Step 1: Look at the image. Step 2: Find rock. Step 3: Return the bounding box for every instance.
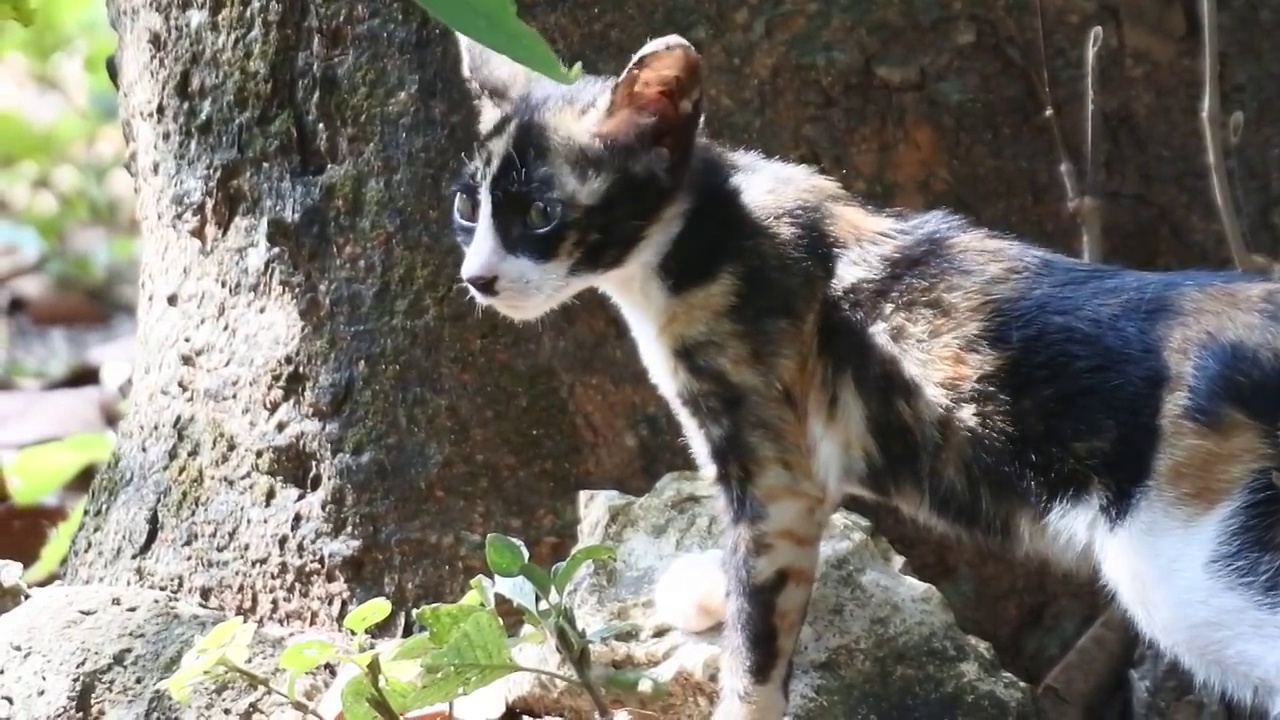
[0,584,336,719]
[472,472,1034,719]
[0,560,27,615]
[1128,643,1236,720]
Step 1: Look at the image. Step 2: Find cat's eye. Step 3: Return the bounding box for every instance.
[525,200,561,233]
[453,191,478,226]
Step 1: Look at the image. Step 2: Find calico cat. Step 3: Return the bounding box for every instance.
[449,31,1280,718]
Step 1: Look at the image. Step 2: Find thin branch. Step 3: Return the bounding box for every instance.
[1033,0,1105,262]
[1078,27,1105,263]
[220,659,326,719]
[1035,607,1137,719]
[1199,0,1272,275]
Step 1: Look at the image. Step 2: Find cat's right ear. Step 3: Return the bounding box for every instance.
[455,32,536,133]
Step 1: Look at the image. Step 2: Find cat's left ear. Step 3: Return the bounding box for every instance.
[455,32,538,133]
[595,35,703,172]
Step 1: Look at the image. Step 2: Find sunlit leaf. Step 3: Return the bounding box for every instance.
[338,672,383,720]
[3,431,115,506]
[409,602,486,650]
[409,610,521,707]
[278,639,339,674]
[409,0,578,83]
[343,596,393,635]
[20,495,85,584]
[551,543,616,594]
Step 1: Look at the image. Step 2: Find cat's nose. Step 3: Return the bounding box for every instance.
[465,275,499,297]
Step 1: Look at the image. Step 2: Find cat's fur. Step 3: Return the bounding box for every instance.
[448,32,1280,718]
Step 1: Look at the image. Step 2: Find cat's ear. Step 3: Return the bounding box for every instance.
[455,32,537,132]
[595,35,703,171]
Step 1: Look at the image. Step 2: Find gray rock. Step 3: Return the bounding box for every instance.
[0,560,27,616]
[0,584,334,719]
[481,471,1034,719]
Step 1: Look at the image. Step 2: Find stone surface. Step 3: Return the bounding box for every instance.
[0,584,335,719]
[0,560,27,615]
[454,472,1034,719]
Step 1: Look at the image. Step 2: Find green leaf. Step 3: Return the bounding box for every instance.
[193,616,247,654]
[484,533,528,577]
[20,495,85,584]
[338,673,383,720]
[0,0,35,26]
[410,0,576,83]
[3,431,115,506]
[343,596,394,634]
[278,639,338,674]
[551,543,617,594]
[492,574,539,616]
[158,661,215,704]
[409,610,520,706]
[157,616,250,703]
[410,602,486,648]
[518,561,553,598]
[467,574,496,609]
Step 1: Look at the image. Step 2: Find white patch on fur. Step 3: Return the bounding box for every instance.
[805,375,875,511]
[653,548,728,633]
[597,198,717,477]
[460,173,593,322]
[1098,499,1280,713]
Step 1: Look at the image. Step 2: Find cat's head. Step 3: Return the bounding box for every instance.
[449,32,704,321]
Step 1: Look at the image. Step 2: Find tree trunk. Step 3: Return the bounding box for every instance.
[69,0,1280,682]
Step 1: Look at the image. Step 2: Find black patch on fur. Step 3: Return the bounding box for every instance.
[570,162,680,275]
[981,260,1264,524]
[734,564,788,686]
[1210,469,1280,610]
[657,153,750,294]
[1185,340,1280,431]
[830,208,1268,534]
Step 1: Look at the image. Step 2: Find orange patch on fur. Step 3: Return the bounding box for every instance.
[1156,410,1271,512]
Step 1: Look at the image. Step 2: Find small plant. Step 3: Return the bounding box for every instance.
[159,533,659,719]
[1,430,116,584]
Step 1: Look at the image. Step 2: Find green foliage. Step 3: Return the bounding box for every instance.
[343,595,394,635]
[0,0,134,283]
[408,0,581,84]
[1,0,35,27]
[20,494,85,583]
[158,616,259,703]
[2,430,114,506]
[159,533,660,718]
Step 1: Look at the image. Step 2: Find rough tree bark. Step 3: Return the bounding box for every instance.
[68,0,1280,686]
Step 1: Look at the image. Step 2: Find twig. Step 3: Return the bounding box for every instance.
[1199,0,1271,276]
[1032,0,1106,262]
[1078,27,1105,262]
[220,659,326,719]
[1035,607,1138,719]
[550,620,613,719]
